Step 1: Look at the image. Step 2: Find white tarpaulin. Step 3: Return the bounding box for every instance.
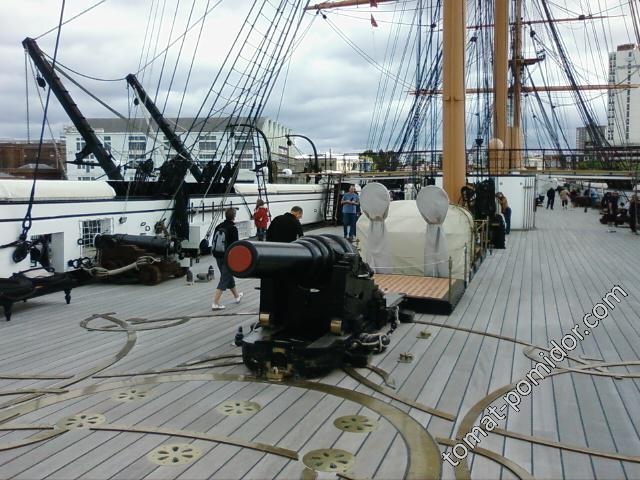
[359,182,392,273]
[356,200,474,279]
[416,186,450,277]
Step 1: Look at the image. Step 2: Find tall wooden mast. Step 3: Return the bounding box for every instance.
[307,0,468,200]
[510,0,524,169]
[442,0,467,201]
[494,0,509,151]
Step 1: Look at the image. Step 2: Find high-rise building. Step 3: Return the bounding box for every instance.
[63,117,292,181]
[576,126,606,151]
[606,44,640,145]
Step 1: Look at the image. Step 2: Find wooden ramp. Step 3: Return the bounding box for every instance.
[373,274,466,315]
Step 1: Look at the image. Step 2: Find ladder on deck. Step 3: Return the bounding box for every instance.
[253,136,272,220]
[323,174,342,222]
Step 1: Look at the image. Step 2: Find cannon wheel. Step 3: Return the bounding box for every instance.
[139,265,161,285]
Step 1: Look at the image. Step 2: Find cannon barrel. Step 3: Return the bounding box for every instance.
[226,234,355,278]
[94,234,178,255]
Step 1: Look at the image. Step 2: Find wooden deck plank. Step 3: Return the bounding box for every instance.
[0,214,639,479]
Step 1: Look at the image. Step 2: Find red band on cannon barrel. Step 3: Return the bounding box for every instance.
[227,245,253,273]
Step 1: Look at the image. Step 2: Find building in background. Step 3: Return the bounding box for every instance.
[0,140,66,179]
[64,117,292,182]
[607,44,640,145]
[576,126,606,151]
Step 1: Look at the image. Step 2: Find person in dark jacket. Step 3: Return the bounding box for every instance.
[606,192,620,232]
[629,195,638,234]
[212,208,242,310]
[266,206,304,242]
[546,187,556,210]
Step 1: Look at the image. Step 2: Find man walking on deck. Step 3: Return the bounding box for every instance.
[546,187,556,210]
[559,189,570,210]
[211,208,243,310]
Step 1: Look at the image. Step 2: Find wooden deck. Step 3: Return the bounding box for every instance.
[0,207,639,479]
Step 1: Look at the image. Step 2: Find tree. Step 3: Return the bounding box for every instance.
[361,149,400,172]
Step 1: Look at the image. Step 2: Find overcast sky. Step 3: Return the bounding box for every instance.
[0,0,634,154]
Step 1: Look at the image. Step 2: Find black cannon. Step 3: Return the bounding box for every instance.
[92,233,187,285]
[226,234,406,377]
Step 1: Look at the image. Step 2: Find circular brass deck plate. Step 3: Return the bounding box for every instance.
[111,388,151,402]
[216,400,261,416]
[333,415,378,433]
[302,448,355,473]
[56,413,106,430]
[147,443,201,466]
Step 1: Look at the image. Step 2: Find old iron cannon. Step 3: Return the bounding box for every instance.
[226,234,407,377]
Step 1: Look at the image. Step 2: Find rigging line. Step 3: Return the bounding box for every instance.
[34,0,106,40]
[323,16,414,88]
[137,0,157,74]
[139,0,163,89]
[373,6,421,149]
[24,51,31,144]
[387,0,441,151]
[183,0,264,140]
[273,15,317,123]
[53,64,128,120]
[368,0,407,148]
[189,0,292,150]
[162,0,286,222]
[22,0,66,240]
[41,0,223,83]
[169,0,198,123]
[202,0,307,221]
[28,59,64,168]
[149,0,182,156]
[538,0,608,150]
[138,0,223,76]
[255,1,310,117]
[142,0,169,140]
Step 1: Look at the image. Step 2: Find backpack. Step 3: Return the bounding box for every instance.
[211,225,227,258]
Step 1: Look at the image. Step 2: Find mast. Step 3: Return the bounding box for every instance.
[22,37,124,181]
[125,74,203,182]
[442,0,467,200]
[493,0,509,157]
[510,0,524,169]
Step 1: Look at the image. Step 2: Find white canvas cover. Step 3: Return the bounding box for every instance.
[356,200,474,280]
[359,182,391,273]
[0,179,115,201]
[416,186,449,277]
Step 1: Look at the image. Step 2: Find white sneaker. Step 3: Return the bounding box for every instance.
[234,292,244,304]
[211,303,226,310]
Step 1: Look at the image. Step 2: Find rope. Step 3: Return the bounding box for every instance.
[85,256,161,278]
[20,1,66,245]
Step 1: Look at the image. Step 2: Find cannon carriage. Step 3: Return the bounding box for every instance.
[226,234,410,377]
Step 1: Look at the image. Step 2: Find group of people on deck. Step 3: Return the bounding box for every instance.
[545,186,594,211]
[210,184,361,309]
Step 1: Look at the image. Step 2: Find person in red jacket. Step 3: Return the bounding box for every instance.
[253,199,269,241]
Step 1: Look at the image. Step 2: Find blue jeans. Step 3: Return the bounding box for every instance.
[503,207,512,234]
[343,212,357,238]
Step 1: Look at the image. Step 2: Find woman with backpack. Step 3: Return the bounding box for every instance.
[253,199,269,241]
[211,207,243,310]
